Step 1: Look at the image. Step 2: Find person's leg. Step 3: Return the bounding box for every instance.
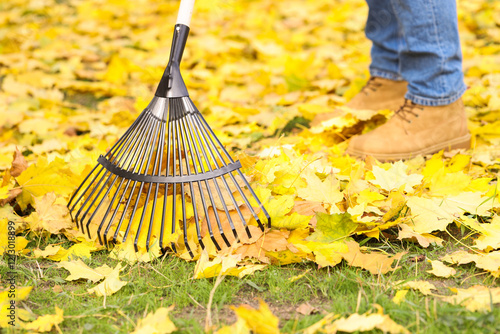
[390,0,466,106]
[346,0,470,161]
[365,0,404,81]
[339,0,407,113]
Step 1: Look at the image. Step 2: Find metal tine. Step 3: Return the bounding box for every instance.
[176,99,206,252]
[73,110,149,226]
[132,117,162,252]
[173,99,193,257]
[161,101,173,252]
[112,114,159,244]
[100,112,158,246]
[184,109,231,247]
[80,110,153,234]
[193,120,240,241]
[170,99,179,253]
[145,115,167,251]
[181,115,221,250]
[67,111,145,211]
[183,102,241,241]
[123,116,161,250]
[189,100,269,229]
[236,169,271,228]
[181,109,223,249]
[81,111,153,235]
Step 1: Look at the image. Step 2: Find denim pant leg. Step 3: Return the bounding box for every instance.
[389,0,466,106]
[365,0,404,81]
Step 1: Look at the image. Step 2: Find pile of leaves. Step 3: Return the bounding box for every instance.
[1,0,500,332]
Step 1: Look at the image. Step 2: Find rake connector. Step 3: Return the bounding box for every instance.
[67,0,270,258]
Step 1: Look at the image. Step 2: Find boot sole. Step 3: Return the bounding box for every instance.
[347,133,471,162]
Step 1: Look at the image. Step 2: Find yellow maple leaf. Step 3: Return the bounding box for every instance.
[24,306,64,333]
[307,212,356,242]
[215,318,250,334]
[442,250,500,274]
[462,216,500,251]
[427,259,456,278]
[327,309,410,334]
[442,285,500,312]
[231,299,279,334]
[392,289,408,305]
[297,170,344,206]
[407,192,492,234]
[193,251,266,279]
[370,161,423,193]
[272,212,311,230]
[428,170,471,196]
[342,241,405,275]
[15,157,74,209]
[87,263,127,297]
[397,223,444,248]
[313,241,348,268]
[25,192,72,234]
[398,280,437,296]
[58,259,113,282]
[131,305,177,334]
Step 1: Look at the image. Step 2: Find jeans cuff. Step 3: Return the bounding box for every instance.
[369,68,404,81]
[405,85,467,106]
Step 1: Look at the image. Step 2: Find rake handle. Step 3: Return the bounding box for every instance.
[155,0,194,98]
[177,0,195,27]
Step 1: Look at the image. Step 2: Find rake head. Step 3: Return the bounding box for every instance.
[67,21,270,257]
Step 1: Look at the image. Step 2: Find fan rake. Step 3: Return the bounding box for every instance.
[67,0,270,257]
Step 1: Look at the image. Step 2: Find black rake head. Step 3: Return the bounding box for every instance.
[67,96,270,258]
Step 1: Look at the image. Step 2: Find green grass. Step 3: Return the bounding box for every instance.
[2,233,499,333]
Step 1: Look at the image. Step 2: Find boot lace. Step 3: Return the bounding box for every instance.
[360,77,383,95]
[394,99,423,123]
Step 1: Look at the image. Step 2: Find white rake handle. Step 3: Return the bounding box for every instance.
[176,0,195,27]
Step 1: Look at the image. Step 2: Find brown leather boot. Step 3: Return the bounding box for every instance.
[346,99,471,161]
[346,77,408,111]
[311,77,407,126]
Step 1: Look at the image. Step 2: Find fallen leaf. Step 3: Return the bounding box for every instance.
[87,263,127,296]
[392,290,408,305]
[10,148,27,177]
[57,259,114,282]
[370,161,423,193]
[441,285,500,312]
[24,306,64,332]
[342,240,405,275]
[427,259,456,278]
[296,302,317,315]
[231,299,279,334]
[131,305,177,334]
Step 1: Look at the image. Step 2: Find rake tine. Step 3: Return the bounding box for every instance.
[77,113,148,226]
[99,112,158,245]
[133,118,162,252]
[189,103,270,228]
[73,110,151,232]
[170,101,179,253]
[123,116,160,248]
[146,115,166,251]
[179,113,210,249]
[172,100,193,257]
[184,111,230,247]
[96,177,126,246]
[181,112,221,249]
[67,112,144,211]
[177,107,204,250]
[113,114,158,243]
[161,103,173,252]
[184,106,241,238]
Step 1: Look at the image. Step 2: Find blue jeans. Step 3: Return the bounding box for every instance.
[365,0,466,106]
